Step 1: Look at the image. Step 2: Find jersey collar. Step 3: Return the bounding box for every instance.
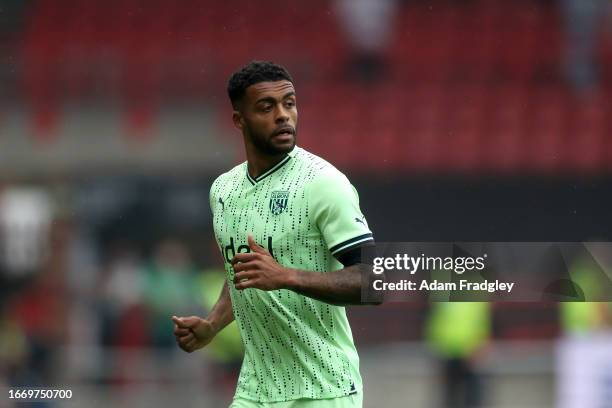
[246,146,299,185]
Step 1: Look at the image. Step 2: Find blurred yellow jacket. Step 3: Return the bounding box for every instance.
[197,269,243,362]
[561,258,610,334]
[425,302,491,358]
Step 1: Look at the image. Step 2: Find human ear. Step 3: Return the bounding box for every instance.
[232,110,244,131]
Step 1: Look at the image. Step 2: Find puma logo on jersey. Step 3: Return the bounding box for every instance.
[218,197,225,211]
[355,216,366,226]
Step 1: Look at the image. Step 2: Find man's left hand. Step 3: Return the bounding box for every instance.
[231,235,296,291]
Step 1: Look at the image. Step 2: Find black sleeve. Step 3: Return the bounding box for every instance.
[335,241,376,267]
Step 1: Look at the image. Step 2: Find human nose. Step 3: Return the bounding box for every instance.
[275,104,290,123]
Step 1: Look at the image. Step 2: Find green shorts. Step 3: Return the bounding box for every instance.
[229,393,362,408]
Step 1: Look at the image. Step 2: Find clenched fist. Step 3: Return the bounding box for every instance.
[171,315,216,353]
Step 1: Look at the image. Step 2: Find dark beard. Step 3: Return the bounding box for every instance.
[248,128,297,155]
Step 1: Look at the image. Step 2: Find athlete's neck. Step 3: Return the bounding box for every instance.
[246,149,288,180]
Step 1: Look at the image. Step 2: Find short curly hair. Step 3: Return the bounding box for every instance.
[227,61,294,109]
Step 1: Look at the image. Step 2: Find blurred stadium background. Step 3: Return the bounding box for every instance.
[1,0,612,407]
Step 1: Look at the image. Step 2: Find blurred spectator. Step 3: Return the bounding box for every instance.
[0,316,28,384]
[139,238,199,348]
[97,241,144,348]
[560,255,611,333]
[561,0,612,91]
[334,0,398,82]
[0,315,56,407]
[426,302,491,408]
[4,214,69,387]
[557,253,612,408]
[0,188,52,277]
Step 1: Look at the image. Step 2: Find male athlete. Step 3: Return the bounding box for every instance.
[172,61,377,408]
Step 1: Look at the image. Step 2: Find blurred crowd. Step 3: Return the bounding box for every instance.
[0,187,243,401]
[0,185,611,407]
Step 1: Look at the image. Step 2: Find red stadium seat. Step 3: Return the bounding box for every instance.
[519,87,568,172]
[15,0,602,175]
[481,87,529,172]
[565,94,608,172]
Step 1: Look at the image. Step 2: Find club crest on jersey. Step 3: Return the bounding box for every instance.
[269,191,289,215]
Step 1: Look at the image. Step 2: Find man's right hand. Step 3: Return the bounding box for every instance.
[171,315,216,353]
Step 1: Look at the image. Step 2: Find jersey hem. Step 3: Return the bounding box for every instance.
[233,387,363,403]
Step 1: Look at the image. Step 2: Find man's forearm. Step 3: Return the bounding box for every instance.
[287,264,377,306]
[206,281,235,333]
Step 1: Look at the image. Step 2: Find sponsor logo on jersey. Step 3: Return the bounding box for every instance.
[218,197,225,211]
[355,216,367,226]
[269,191,289,215]
[222,236,275,263]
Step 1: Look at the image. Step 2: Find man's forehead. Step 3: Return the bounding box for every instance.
[246,80,295,100]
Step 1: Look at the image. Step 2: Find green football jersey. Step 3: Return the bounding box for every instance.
[210,146,374,403]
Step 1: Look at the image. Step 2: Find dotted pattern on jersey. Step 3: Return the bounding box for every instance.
[210,147,362,403]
